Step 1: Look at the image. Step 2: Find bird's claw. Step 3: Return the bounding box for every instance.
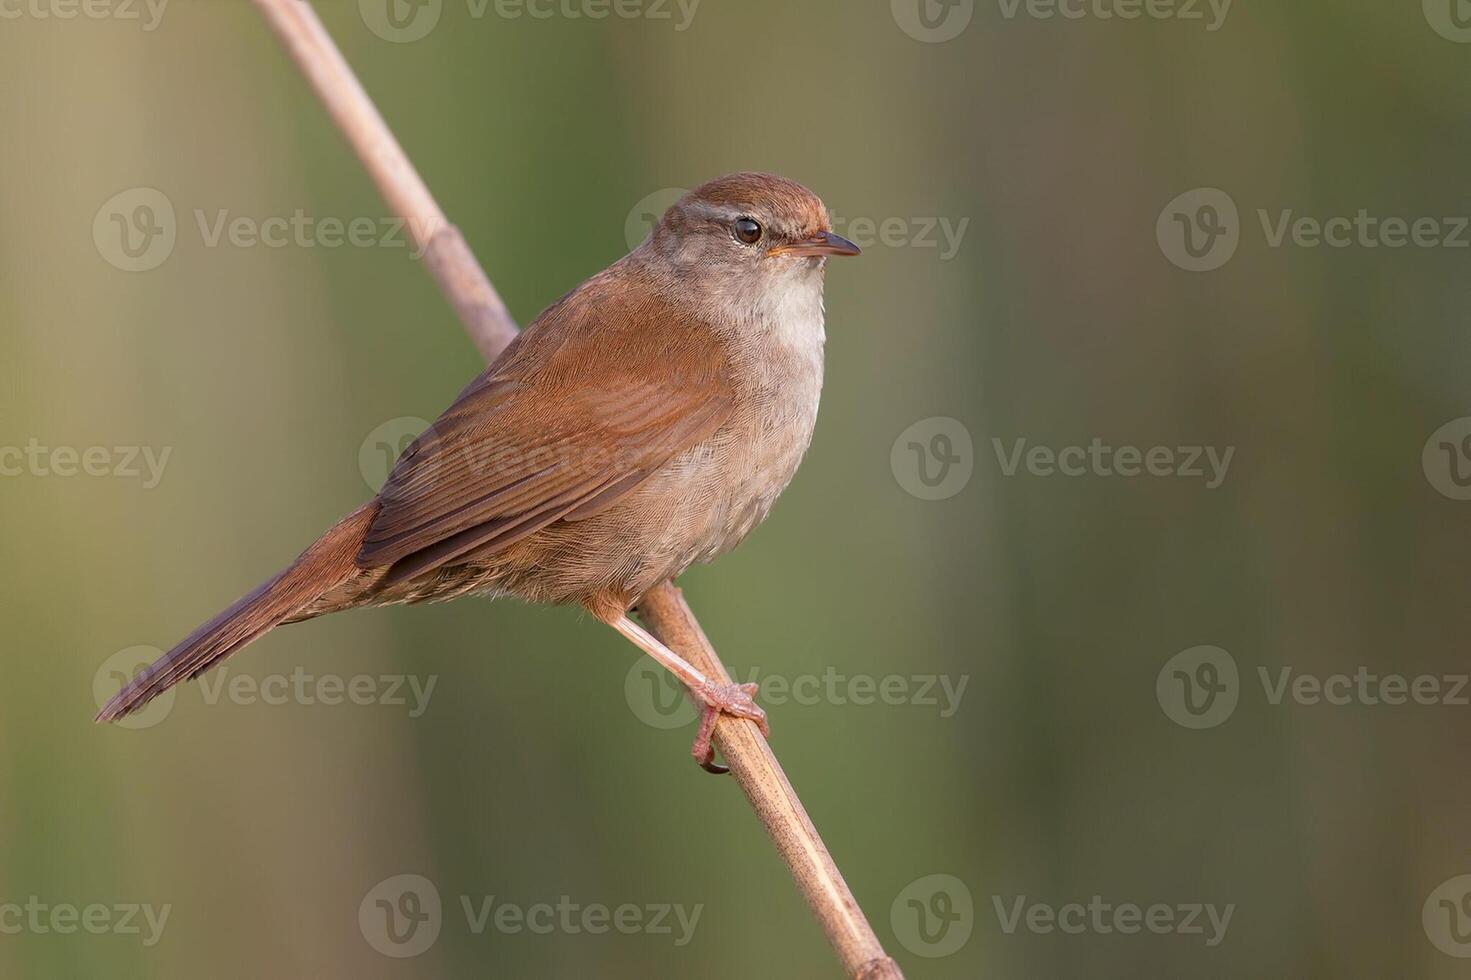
[690,681,769,775]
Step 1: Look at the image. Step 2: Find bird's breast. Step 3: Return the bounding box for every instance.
[679,294,827,564]
[529,273,830,602]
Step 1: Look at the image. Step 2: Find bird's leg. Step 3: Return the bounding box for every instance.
[607,613,769,774]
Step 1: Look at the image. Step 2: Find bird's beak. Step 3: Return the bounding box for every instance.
[768,231,862,258]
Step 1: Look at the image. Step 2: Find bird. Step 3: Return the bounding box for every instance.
[96,171,861,772]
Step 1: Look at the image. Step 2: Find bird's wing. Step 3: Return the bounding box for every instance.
[358,287,734,582]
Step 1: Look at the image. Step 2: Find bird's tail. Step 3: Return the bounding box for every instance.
[96,502,378,723]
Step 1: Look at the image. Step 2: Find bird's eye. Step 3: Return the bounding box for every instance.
[733,217,763,245]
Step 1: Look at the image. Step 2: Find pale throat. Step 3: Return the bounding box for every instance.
[719,263,828,360]
[758,266,827,350]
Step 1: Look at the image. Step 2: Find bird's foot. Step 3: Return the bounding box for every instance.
[690,680,769,775]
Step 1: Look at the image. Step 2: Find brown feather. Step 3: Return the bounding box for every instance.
[95,503,378,722]
[357,270,736,577]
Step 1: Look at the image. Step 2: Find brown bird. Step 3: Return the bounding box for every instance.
[97,172,859,771]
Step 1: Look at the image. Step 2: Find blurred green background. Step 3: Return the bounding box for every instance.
[4,0,1471,976]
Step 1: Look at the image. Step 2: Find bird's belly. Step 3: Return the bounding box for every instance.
[472,434,798,607]
[616,334,825,593]
[654,441,798,567]
[508,376,816,603]
[651,380,821,572]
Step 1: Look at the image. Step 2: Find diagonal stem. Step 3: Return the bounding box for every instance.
[248,3,903,976]
[635,585,903,979]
